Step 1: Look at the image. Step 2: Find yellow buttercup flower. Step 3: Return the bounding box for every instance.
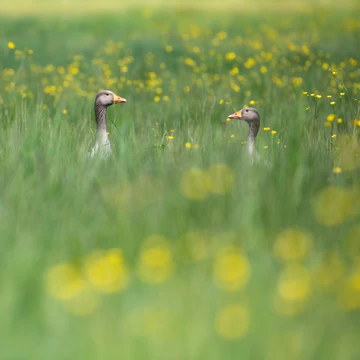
[274,228,312,262]
[213,246,251,292]
[84,249,129,293]
[138,235,174,284]
[327,114,335,122]
[225,52,236,61]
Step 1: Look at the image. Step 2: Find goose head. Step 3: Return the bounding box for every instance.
[228,107,260,126]
[228,107,261,157]
[95,90,127,108]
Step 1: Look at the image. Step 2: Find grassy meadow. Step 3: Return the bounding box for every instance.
[1,1,360,359]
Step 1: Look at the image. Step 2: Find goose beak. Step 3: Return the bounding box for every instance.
[228,111,242,120]
[113,93,127,104]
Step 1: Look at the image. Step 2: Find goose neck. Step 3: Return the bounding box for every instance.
[246,121,259,155]
[95,104,107,131]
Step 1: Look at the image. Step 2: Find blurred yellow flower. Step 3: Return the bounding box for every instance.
[184,58,196,67]
[207,163,234,195]
[84,249,129,294]
[273,228,312,262]
[180,168,211,200]
[8,41,15,49]
[327,114,335,122]
[138,235,174,284]
[333,167,342,174]
[225,52,236,61]
[271,130,277,135]
[229,67,239,76]
[244,57,255,69]
[335,135,360,171]
[45,263,84,301]
[185,142,192,149]
[322,63,329,70]
[213,246,251,292]
[215,304,250,340]
[349,58,357,66]
[313,186,353,226]
[277,263,311,302]
[291,77,303,87]
[264,127,270,131]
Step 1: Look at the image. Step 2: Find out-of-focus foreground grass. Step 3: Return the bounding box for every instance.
[0,2,360,359]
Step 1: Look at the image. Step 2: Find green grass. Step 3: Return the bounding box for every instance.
[0,0,357,15]
[1,6,360,359]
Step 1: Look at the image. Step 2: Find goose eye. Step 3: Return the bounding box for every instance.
[106,93,110,96]
[246,109,249,112]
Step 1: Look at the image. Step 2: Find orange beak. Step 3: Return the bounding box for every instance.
[113,93,127,104]
[228,110,242,120]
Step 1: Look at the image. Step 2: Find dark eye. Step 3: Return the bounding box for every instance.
[106,93,110,96]
[246,109,249,112]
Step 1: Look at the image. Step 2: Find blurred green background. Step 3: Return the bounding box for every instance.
[0,0,360,359]
[1,0,356,15]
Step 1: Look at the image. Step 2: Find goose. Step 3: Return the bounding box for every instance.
[228,107,261,162]
[89,90,127,158]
